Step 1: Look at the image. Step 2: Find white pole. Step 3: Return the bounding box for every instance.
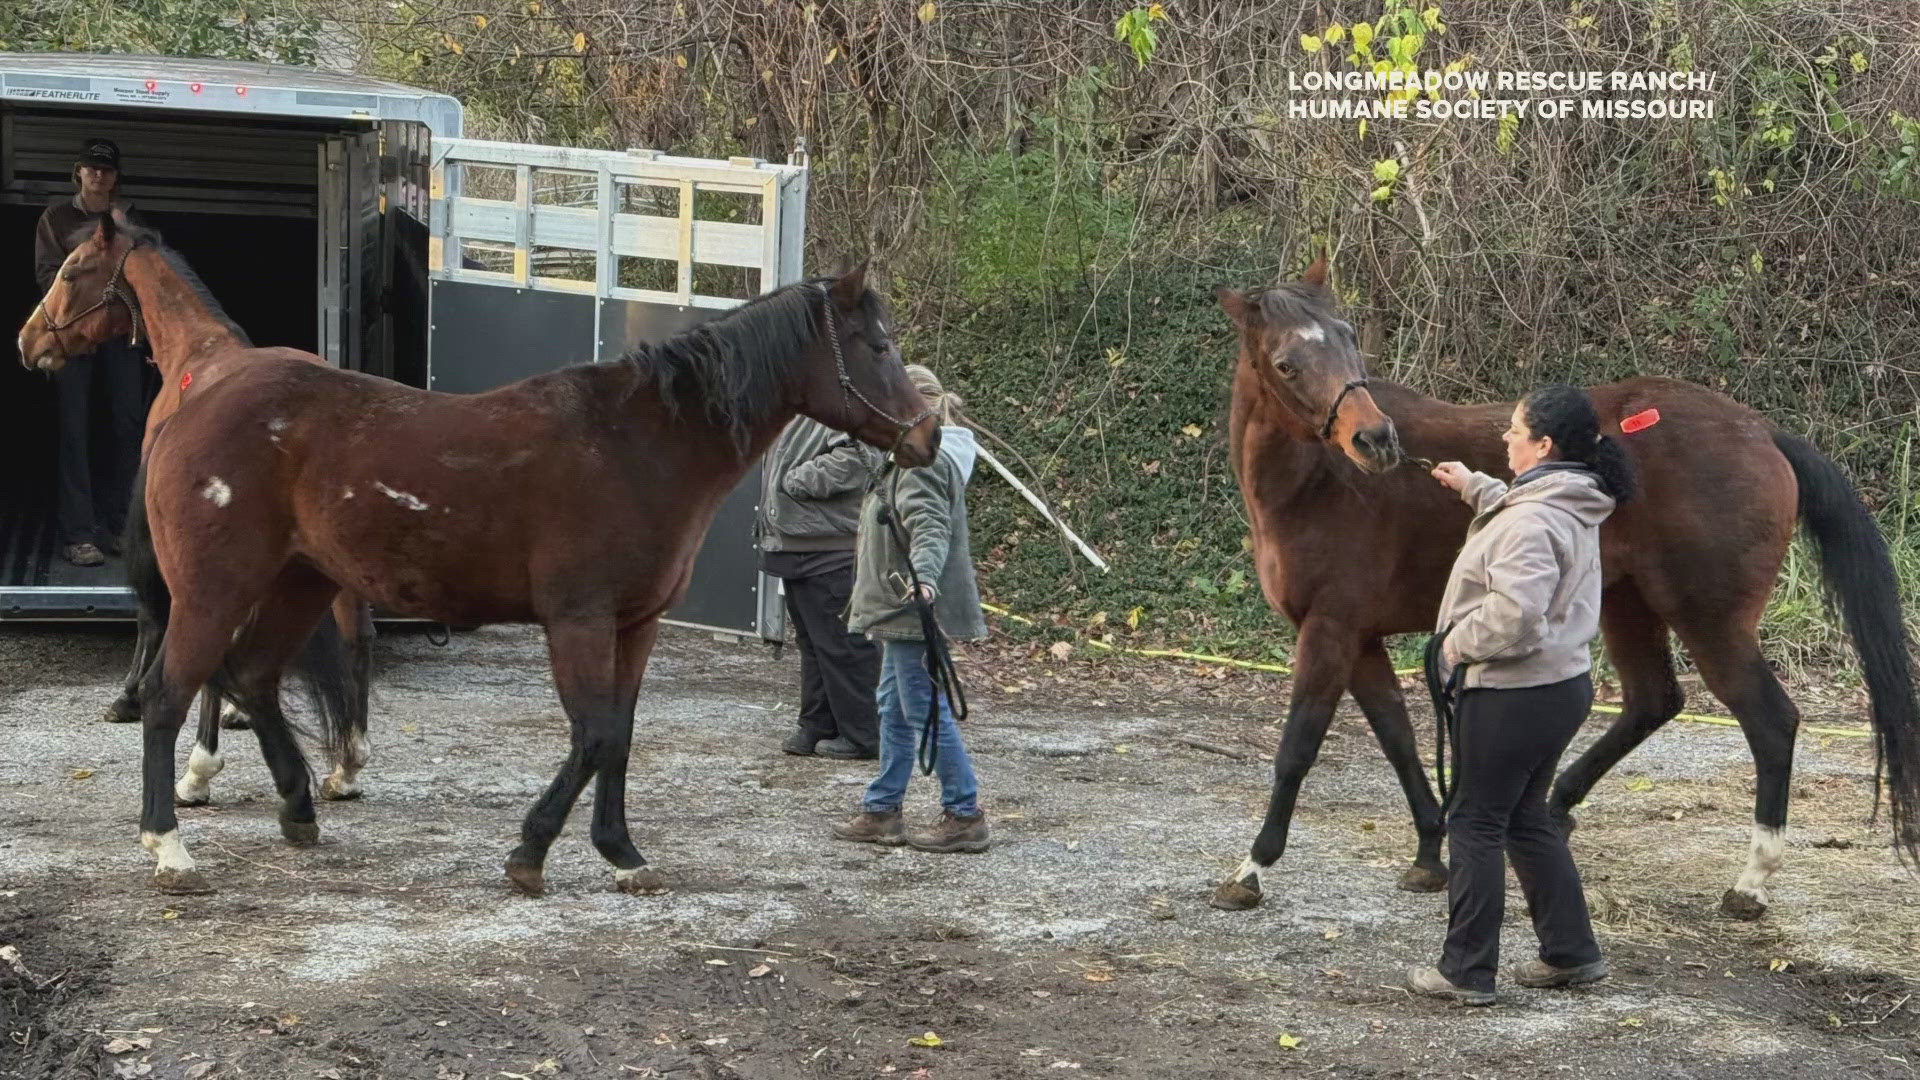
[974,443,1109,573]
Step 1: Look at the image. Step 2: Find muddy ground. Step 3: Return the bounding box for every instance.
[2,621,1916,1079]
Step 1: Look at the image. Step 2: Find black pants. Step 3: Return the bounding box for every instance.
[54,341,146,547]
[1440,673,1602,992]
[783,567,880,753]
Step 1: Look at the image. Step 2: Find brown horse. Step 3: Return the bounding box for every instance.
[30,229,937,896]
[18,212,373,805]
[1214,256,1920,919]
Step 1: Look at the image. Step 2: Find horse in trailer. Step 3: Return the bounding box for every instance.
[1213,255,1919,920]
[18,212,373,806]
[23,226,938,897]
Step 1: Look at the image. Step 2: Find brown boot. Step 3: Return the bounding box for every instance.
[832,809,905,846]
[906,811,991,854]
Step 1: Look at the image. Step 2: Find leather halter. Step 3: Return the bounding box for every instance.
[815,284,935,448]
[1320,377,1370,440]
[41,242,144,354]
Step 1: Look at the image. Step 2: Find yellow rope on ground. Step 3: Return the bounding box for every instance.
[979,602,1873,740]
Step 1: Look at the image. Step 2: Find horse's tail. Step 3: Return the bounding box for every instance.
[1772,429,1920,867]
[203,614,358,771]
[124,456,169,627]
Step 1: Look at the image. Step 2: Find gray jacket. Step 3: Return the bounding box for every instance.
[847,425,988,643]
[757,417,883,553]
[1435,465,1615,690]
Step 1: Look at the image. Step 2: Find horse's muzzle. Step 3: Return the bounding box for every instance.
[1351,421,1403,474]
[892,419,942,468]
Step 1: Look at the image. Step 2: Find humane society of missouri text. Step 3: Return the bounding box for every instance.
[1288,69,1717,120]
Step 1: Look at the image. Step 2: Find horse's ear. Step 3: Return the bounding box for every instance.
[830,260,870,306]
[109,206,132,232]
[1302,252,1329,288]
[96,210,117,243]
[1216,286,1256,328]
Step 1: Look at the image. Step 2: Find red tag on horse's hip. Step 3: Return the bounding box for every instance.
[1621,408,1659,434]
[180,370,192,390]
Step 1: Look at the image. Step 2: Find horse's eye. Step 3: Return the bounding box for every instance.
[1274,360,1297,378]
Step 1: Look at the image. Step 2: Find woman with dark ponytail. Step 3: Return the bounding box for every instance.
[1408,384,1637,1005]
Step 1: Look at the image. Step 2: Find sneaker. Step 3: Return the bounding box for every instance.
[63,543,105,567]
[1406,965,1495,1006]
[782,732,820,756]
[1509,958,1609,989]
[815,737,877,761]
[906,810,991,854]
[832,810,905,846]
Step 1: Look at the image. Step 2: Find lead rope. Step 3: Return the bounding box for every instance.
[1423,625,1467,815]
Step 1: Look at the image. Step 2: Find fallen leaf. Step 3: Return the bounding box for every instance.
[907,1031,944,1048]
[317,1070,343,1080]
[1624,776,1654,793]
[475,14,488,28]
[917,1,937,24]
[1360,820,1377,832]
[1049,1064,1082,1071]
[1048,641,1073,661]
[70,768,94,780]
[162,910,179,920]
[748,964,772,978]
[653,1033,672,1045]
[1276,1032,1302,1049]
[1769,958,1791,972]
[1113,744,1131,754]
[1620,1016,1645,1028]
[533,1059,561,1075]
[103,1037,149,1054]
[572,31,587,52]
[1181,423,1203,438]
[1083,970,1114,983]
[184,1062,216,1080]
[1031,990,1051,998]
[705,959,730,966]
[701,1037,729,1046]
[1323,928,1342,940]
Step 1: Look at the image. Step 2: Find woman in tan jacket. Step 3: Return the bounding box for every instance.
[1408,385,1638,1005]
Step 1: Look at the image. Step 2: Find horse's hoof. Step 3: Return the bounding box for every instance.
[1398,865,1448,893]
[318,776,362,801]
[280,819,321,846]
[173,787,210,808]
[1719,888,1768,921]
[153,867,214,895]
[506,858,547,898]
[614,867,668,895]
[219,707,251,731]
[1209,877,1263,911]
[103,697,140,724]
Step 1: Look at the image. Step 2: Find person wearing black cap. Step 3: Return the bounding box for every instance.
[31,137,149,568]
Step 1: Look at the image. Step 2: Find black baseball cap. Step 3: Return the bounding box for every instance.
[77,138,120,171]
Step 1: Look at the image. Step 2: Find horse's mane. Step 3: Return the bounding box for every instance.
[1252,279,1341,330]
[66,220,254,346]
[620,278,869,451]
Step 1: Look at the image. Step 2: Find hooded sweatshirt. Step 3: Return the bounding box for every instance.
[846,424,988,643]
[1435,465,1616,690]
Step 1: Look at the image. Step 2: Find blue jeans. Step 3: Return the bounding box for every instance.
[862,639,980,817]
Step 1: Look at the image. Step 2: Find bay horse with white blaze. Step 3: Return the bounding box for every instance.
[18,212,372,806]
[1216,256,1919,919]
[38,238,937,896]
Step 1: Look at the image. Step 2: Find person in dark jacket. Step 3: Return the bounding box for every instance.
[758,416,885,759]
[832,365,991,854]
[1408,385,1637,1005]
[32,137,148,567]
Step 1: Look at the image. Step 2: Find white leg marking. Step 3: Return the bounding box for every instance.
[1731,824,1786,907]
[323,733,368,797]
[140,829,197,873]
[1233,855,1266,890]
[200,477,232,507]
[174,743,225,804]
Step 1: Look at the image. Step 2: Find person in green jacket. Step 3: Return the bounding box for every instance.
[832,365,991,854]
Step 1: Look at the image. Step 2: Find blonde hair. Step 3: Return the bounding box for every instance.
[905,363,963,425]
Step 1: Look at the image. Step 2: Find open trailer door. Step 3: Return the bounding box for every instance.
[427,138,807,642]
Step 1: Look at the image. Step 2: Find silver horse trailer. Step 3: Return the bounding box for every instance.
[0,52,798,640]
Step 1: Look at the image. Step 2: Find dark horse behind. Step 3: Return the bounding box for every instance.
[1214,255,1920,920]
[22,229,938,896]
